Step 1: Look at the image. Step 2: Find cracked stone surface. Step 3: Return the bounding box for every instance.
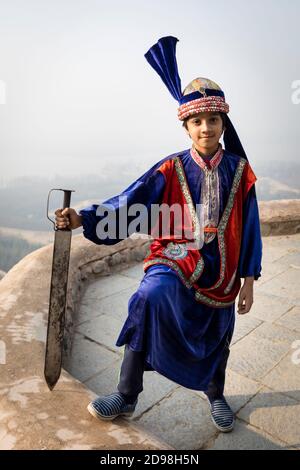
[65,233,300,450]
[0,236,171,450]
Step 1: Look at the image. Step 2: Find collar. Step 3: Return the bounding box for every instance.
[190,143,224,171]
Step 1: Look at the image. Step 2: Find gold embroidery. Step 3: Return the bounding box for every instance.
[145,155,247,308]
[174,157,202,244]
[144,258,192,289]
[173,156,246,307]
[162,242,188,260]
[195,290,235,307]
[204,158,246,291]
[189,258,205,284]
[201,167,220,244]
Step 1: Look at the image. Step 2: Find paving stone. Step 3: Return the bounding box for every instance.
[223,369,261,413]
[255,236,300,285]
[256,263,289,285]
[275,235,300,252]
[133,372,179,419]
[231,315,262,345]
[251,321,297,344]
[85,362,179,419]
[89,285,139,323]
[257,266,300,305]
[276,306,300,333]
[74,300,104,326]
[272,250,300,269]
[81,274,138,301]
[228,332,291,381]
[261,352,300,402]
[72,233,300,449]
[64,333,119,382]
[74,284,139,326]
[250,292,295,323]
[136,388,218,450]
[195,369,261,414]
[237,386,300,447]
[261,239,292,263]
[84,359,123,395]
[210,419,288,450]
[119,264,145,280]
[76,314,124,354]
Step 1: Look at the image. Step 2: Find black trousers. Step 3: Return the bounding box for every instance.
[117,338,231,402]
[117,345,145,399]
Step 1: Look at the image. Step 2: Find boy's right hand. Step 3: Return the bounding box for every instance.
[55,208,83,230]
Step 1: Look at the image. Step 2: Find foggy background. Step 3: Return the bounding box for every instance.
[1,0,299,181]
[0,0,299,271]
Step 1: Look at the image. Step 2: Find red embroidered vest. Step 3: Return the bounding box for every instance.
[143,153,257,308]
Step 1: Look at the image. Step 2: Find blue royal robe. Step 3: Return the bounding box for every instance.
[79,147,262,390]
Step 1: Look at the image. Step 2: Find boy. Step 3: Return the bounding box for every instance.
[55,36,262,433]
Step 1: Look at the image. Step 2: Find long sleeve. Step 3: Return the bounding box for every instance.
[237,184,263,280]
[79,162,166,245]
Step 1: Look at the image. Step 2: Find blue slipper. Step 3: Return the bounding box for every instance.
[209,397,235,432]
[87,392,138,421]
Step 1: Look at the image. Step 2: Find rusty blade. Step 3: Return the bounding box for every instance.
[44,229,72,390]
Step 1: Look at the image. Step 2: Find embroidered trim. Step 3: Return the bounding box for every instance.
[190,145,223,244]
[144,258,192,289]
[144,257,205,288]
[173,156,208,283]
[190,144,223,171]
[174,156,246,307]
[204,158,246,291]
[189,258,205,284]
[178,96,229,121]
[195,290,235,307]
[173,156,202,244]
[202,168,220,244]
[145,155,247,308]
[162,242,188,260]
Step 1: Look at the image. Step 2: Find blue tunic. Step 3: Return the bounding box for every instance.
[79,148,262,390]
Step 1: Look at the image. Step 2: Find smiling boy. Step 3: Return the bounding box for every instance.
[55,36,262,433]
[182,110,255,316]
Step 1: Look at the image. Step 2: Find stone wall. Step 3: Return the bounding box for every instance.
[0,198,299,449]
[259,199,300,236]
[0,235,170,450]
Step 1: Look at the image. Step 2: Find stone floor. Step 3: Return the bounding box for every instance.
[64,234,300,450]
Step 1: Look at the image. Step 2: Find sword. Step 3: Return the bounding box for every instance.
[44,188,74,390]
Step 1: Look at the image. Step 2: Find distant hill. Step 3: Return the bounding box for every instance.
[0,232,43,272]
[0,159,299,272]
[0,161,299,232]
[0,227,53,245]
[256,177,300,201]
[0,170,139,231]
[0,226,83,273]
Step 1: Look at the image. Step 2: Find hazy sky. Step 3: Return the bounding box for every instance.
[0,0,299,183]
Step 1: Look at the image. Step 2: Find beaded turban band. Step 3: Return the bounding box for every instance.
[144,36,248,161]
[178,77,229,121]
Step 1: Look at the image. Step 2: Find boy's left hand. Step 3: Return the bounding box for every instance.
[238,278,254,314]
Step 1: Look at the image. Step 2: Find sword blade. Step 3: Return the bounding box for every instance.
[44,229,72,390]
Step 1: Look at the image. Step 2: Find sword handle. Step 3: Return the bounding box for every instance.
[47,188,75,231]
[62,190,72,210]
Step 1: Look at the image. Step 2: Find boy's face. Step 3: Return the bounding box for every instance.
[185,111,224,155]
